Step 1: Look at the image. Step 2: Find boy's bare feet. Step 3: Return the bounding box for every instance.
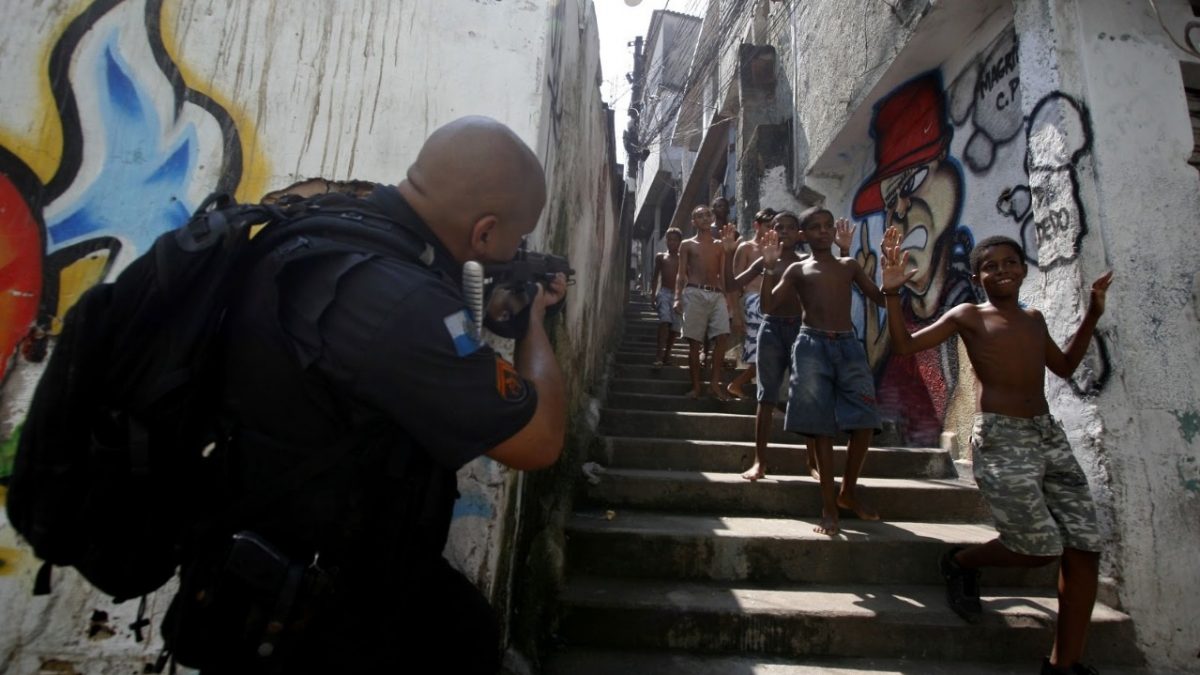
[709,386,732,402]
[836,494,880,521]
[815,510,839,536]
[740,463,765,481]
[725,383,747,399]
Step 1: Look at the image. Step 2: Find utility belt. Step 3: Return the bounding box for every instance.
[162,531,336,672]
[158,425,458,672]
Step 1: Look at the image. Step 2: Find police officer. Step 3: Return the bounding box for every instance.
[207,116,566,674]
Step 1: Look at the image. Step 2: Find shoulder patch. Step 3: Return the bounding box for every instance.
[444,309,481,356]
[495,357,528,403]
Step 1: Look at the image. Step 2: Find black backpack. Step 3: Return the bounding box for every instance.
[6,188,431,603]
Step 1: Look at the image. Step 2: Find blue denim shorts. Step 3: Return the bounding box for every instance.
[784,327,881,437]
[655,287,680,331]
[756,315,802,404]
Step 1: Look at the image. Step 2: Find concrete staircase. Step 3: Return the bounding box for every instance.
[543,299,1142,674]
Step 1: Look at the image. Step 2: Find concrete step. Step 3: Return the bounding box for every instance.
[544,650,1152,675]
[580,469,990,522]
[556,576,1139,665]
[615,336,691,347]
[620,332,745,348]
[591,437,955,479]
[599,409,791,442]
[613,363,743,381]
[565,510,1054,588]
[614,350,720,365]
[614,349,740,366]
[608,378,718,396]
[605,392,759,415]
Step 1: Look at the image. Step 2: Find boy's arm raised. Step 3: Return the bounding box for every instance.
[835,218,855,258]
[880,225,961,355]
[851,258,887,306]
[1045,271,1114,378]
[732,255,767,290]
[757,231,783,313]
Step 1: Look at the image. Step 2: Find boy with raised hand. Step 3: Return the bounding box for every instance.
[651,228,684,367]
[729,212,855,481]
[879,229,1112,675]
[764,207,885,535]
[722,208,775,399]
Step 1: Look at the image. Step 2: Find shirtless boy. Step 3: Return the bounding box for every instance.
[881,231,1112,675]
[764,207,884,535]
[729,213,856,481]
[652,228,683,366]
[673,205,733,400]
[723,208,775,399]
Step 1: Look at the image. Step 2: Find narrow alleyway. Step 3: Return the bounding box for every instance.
[543,297,1142,674]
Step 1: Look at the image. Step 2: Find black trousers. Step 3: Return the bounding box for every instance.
[196,556,500,675]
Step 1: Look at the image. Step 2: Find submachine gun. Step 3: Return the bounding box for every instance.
[463,247,574,340]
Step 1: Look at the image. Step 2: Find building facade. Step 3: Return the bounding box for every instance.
[623,0,1200,669]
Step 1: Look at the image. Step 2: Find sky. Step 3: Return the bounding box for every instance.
[592,0,675,168]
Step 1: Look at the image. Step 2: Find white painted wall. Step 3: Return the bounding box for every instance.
[1042,0,1200,667]
[0,0,622,671]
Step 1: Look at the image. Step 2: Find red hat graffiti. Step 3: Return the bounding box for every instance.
[852,73,952,218]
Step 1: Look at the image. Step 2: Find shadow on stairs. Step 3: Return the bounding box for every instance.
[541,297,1142,674]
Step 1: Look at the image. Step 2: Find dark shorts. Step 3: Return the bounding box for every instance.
[970,413,1102,557]
[756,315,802,404]
[784,327,880,437]
[197,557,499,675]
[655,288,680,331]
[741,293,764,363]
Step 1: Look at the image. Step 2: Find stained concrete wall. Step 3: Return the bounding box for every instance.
[0,0,624,672]
[1029,0,1200,667]
[775,0,1200,669]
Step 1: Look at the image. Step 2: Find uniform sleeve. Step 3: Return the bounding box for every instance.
[312,258,538,470]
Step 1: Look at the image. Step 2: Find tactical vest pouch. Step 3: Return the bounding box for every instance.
[164,531,334,672]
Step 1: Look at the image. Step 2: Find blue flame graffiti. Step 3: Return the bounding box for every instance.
[46,30,197,255]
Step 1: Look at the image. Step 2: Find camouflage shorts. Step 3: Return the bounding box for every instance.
[970,413,1102,557]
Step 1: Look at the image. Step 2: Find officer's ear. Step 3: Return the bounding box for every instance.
[468,215,499,259]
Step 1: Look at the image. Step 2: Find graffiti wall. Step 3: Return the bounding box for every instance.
[0,0,268,481]
[786,0,1200,667]
[0,1,623,671]
[841,23,1107,446]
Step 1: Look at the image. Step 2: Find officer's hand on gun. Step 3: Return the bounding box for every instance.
[480,249,574,339]
[533,273,568,316]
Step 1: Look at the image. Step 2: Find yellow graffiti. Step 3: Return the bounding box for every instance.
[53,247,116,333]
[0,487,26,577]
[160,0,271,203]
[0,546,24,577]
[0,1,92,184]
